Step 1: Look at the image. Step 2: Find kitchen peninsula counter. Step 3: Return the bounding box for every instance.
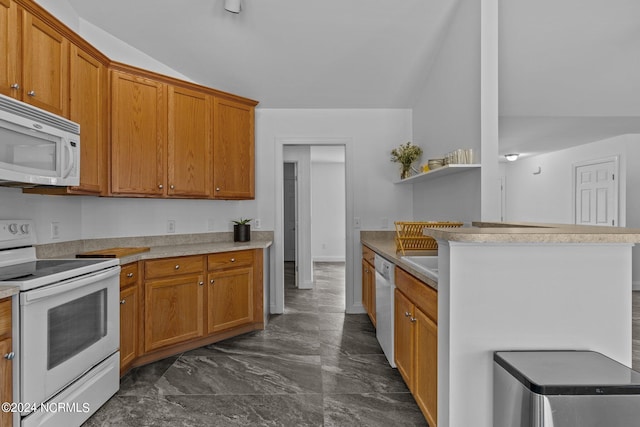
[429,221,640,427]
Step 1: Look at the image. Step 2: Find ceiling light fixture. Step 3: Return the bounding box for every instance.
[504,153,519,162]
[224,0,242,13]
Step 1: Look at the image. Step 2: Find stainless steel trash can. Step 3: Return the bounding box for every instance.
[494,350,640,427]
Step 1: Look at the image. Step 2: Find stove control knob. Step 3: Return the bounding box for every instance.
[20,224,30,234]
[8,223,18,234]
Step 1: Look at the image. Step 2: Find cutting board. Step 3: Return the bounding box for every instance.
[76,247,150,258]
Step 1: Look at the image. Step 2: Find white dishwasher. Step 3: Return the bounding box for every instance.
[374,254,396,367]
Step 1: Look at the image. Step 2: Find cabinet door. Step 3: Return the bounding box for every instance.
[212,97,255,199]
[167,85,212,197]
[0,0,20,99]
[207,267,253,334]
[394,289,414,390]
[0,338,12,427]
[362,259,370,314]
[368,267,376,327]
[414,307,437,427]
[69,45,106,194]
[119,285,138,370]
[21,10,69,116]
[111,71,166,196]
[144,275,204,352]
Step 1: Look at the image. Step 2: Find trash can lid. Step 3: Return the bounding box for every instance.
[494,350,640,395]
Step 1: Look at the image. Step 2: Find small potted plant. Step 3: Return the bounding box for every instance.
[232,218,252,242]
[391,141,423,179]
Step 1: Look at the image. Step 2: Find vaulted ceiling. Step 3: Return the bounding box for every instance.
[59,0,640,156]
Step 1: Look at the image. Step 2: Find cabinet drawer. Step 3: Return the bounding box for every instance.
[395,267,437,323]
[0,298,11,338]
[208,250,254,271]
[362,245,375,265]
[120,263,139,289]
[145,255,205,279]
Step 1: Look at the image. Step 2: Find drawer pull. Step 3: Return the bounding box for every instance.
[230,258,236,263]
[127,273,134,278]
[120,299,126,305]
[4,352,14,360]
[199,281,204,286]
[404,311,411,317]
[210,279,215,284]
[175,265,180,270]
[27,90,36,97]
[410,317,417,323]
[10,83,19,90]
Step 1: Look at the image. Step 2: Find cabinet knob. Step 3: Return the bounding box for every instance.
[4,352,15,360]
[175,265,180,270]
[210,279,215,284]
[410,317,417,323]
[120,299,126,305]
[230,258,236,263]
[27,90,36,97]
[404,311,411,317]
[158,184,164,189]
[199,281,204,286]
[127,273,134,278]
[216,187,220,191]
[10,83,19,90]
[170,185,175,189]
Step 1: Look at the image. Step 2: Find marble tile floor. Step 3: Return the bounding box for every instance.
[83,262,427,427]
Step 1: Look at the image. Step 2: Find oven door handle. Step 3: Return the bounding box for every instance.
[21,266,120,304]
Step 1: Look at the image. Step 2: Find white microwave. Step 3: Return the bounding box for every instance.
[0,94,80,187]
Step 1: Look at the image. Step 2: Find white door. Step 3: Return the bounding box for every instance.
[574,158,618,226]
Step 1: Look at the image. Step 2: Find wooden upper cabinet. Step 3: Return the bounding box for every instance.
[213,97,255,199]
[167,85,213,198]
[111,70,166,196]
[0,0,20,100]
[0,0,69,117]
[21,9,69,116]
[69,45,107,194]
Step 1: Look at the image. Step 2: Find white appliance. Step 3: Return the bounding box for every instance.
[0,220,120,427]
[0,94,80,187]
[374,254,396,367]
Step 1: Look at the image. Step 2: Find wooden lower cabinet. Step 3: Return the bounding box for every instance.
[144,274,205,352]
[0,297,13,427]
[120,250,264,376]
[119,262,141,373]
[361,246,376,327]
[207,267,253,333]
[395,267,438,427]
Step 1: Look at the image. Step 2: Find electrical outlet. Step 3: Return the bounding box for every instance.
[167,220,176,233]
[50,222,60,240]
[254,218,261,229]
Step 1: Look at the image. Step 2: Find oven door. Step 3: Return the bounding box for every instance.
[19,266,120,406]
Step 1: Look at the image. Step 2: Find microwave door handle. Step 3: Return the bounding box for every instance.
[20,267,120,305]
[61,139,74,179]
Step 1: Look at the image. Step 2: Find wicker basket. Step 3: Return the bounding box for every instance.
[395,221,464,254]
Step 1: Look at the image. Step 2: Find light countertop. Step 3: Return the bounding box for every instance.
[423,221,640,244]
[0,286,19,299]
[360,231,438,290]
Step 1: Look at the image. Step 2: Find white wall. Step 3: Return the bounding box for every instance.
[504,133,640,286]
[411,0,483,221]
[311,161,346,262]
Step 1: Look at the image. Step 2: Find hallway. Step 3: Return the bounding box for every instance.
[84,262,427,426]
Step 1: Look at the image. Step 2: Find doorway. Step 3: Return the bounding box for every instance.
[283,162,298,288]
[273,137,354,315]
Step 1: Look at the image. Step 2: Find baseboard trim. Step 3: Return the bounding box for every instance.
[313,256,346,263]
[633,281,640,291]
[298,279,314,290]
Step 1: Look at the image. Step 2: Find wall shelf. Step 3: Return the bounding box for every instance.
[394,164,481,184]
